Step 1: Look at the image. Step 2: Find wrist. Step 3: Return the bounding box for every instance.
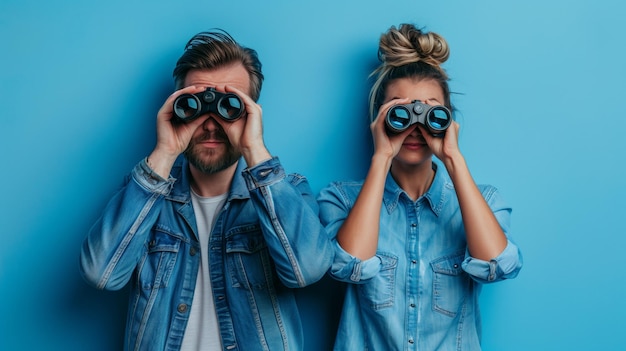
[371,152,393,171]
[242,146,272,168]
[443,152,467,178]
[147,148,178,179]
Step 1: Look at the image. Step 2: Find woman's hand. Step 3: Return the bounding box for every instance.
[371,98,414,162]
[420,120,462,165]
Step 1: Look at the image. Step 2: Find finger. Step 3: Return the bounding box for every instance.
[374,98,412,122]
[158,86,204,118]
[417,125,437,146]
[224,85,262,118]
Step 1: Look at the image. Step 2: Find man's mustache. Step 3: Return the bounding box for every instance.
[195,130,228,143]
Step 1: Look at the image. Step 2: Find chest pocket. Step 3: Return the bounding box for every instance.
[430,251,471,317]
[358,252,398,310]
[139,230,181,289]
[225,224,273,290]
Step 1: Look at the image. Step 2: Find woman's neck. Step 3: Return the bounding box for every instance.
[390,160,435,201]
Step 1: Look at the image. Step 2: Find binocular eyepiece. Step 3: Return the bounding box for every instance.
[385,100,452,137]
[173,87,244,122]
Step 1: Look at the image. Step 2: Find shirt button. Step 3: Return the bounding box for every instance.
[410,303,416,308]
[411,223,417,227]
[411,260,417,264]
[177,304,188,313]
[190,247,197,256]
[408,339,415,344]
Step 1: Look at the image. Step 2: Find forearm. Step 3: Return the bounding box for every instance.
[336,154,391,260]
[80,160,171,289]
[444,154,508,261]
[244,158,333,287]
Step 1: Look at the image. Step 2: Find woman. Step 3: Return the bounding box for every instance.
[318,23,523,350]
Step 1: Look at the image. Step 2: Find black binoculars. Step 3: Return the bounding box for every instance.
[385,100,452,137]
[173,87,244,122]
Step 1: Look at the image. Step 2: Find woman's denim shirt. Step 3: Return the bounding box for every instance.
[318,164,523,351]
[80,156,334,351]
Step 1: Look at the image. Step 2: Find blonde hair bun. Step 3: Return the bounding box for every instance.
[378,24,449,70]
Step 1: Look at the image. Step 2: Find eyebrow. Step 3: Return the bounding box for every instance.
[388,96,442,103]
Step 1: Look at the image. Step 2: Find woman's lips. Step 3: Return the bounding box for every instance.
[403,141,426,150]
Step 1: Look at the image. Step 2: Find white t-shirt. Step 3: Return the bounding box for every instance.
[180,190,228,351]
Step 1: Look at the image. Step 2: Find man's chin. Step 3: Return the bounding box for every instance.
[185,151,240,175]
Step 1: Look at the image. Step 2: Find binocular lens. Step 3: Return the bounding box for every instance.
[387,106,411,130]
[173,89,244,122]
[427,108,450,130]
[218,96,244,120]
[174,96,201,119]
[386,102,451,136]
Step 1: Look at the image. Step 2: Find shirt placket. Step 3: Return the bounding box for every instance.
[406,200,420,350]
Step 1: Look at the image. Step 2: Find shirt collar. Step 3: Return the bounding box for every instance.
[382,161,450,217]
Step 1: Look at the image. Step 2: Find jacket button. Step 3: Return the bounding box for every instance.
[190,247,197,256]
[177,304,188,313]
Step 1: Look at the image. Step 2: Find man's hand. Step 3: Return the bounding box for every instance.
[148,86,209,178]
[222,85,271,167]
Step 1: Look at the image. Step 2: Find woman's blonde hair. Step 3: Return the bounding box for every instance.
[368,24,451,121]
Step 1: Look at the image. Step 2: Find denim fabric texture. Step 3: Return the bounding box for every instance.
[318,163,523,351]
[80,156,333,351]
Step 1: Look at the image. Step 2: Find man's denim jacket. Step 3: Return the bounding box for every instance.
[80,156,333,351]
[317,164,523,350]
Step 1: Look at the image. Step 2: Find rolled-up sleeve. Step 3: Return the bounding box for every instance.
[330,241,382,283]
[461,185,523,283]
[318,182,383,283]
[462,239,523,283]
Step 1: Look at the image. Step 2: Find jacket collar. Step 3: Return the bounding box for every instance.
[167,156,251,204]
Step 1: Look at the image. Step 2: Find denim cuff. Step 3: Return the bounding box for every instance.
[330,241,382,282]
[462,240,522,282]
[132,158,175,196]
[242,157,286,190]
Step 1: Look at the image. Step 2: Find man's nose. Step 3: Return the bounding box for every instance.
[202,116,221,131]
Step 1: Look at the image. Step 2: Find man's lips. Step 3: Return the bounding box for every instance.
[195,137,226,148]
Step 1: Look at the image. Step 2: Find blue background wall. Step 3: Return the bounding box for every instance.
[2,0,625,350]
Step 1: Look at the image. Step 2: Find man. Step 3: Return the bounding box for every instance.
[80,29,334,351]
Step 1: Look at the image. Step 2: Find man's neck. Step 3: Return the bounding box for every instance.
[188,161,238,197]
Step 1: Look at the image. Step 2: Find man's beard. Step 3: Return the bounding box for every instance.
[184,130,241,174]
